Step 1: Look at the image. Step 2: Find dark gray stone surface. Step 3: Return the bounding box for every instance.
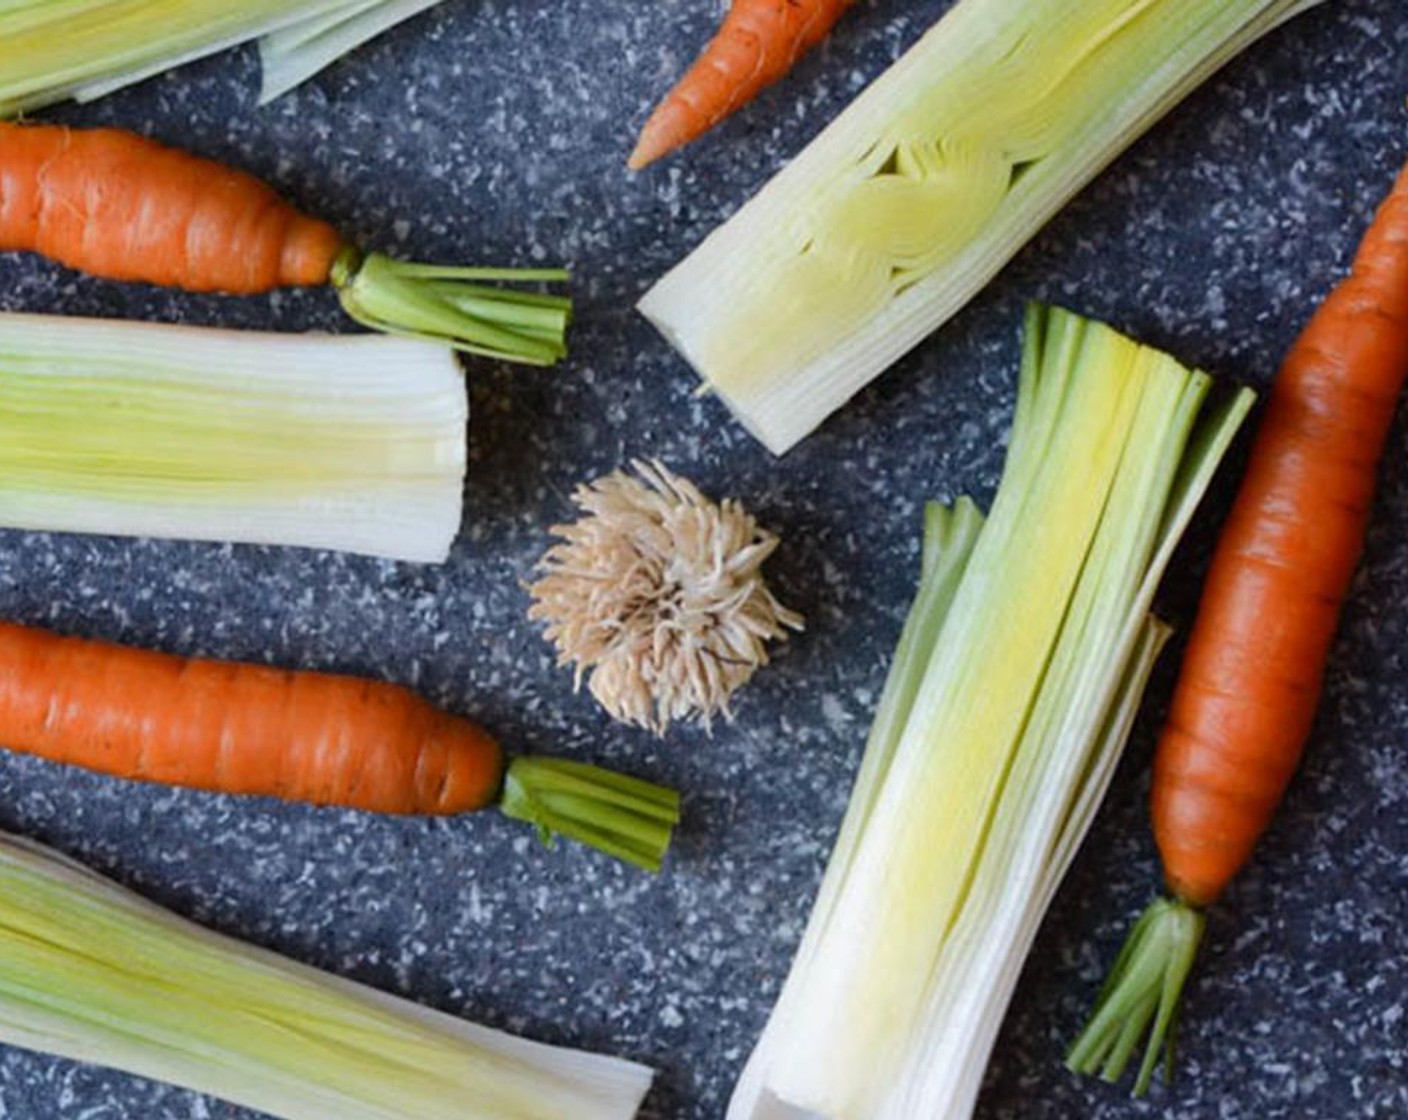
[0,1,1405,1117]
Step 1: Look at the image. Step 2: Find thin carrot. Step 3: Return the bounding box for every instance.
[628,0,855,170]
[0,620,680,870]
[1068,156,1408,1093]
[0,121,571,365]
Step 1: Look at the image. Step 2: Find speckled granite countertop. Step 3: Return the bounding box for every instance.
[0,2,1406,1118]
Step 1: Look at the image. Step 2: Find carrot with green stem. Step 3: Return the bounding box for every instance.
[0,121,570,365]
[0,620,679,871]
[628,0,856,170]
[1068,156,1408,1093]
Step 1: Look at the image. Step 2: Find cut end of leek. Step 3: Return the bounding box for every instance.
[499,756,683,873]
[0,312,467,563]
[638,0,1324,454]
[0,831,653,1120]
[334,250,573,366]
[1067,896,1206,1095]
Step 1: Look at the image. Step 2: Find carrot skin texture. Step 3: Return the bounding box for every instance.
[0,622,504,815]
[1152,162,1408,908]
[0,122,343,293]
[629,0,855,169]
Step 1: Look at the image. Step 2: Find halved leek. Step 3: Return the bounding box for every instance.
[0,830,653,1120]
[0,313,466,562]
[639,0,1323,455]
[0,0,446,116]
[727,306,1254,1120]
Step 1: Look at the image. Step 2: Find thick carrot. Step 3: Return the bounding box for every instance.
[0,122,341,294]
[1068,157,1408,1093]
[0,122,572,365]
[628,0,855,170]
[0,620,680,870]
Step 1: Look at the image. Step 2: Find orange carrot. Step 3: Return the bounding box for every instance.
[1154,163,1408,907]
[0,122,341,294]
[0,620,680,870]
[1069,156,1408,1093]
[629,0,855,170]
[0,620,502,813]
[0,122,571,365]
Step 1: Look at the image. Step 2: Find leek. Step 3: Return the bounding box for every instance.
[726,305,1254,1120]
[0,313,466,563]
[639,0,1323,455]
[0,831,653,1120]
[0,0,446,115]
[260,0,448,105]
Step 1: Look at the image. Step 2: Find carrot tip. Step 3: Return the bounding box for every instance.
[627,131,665,172]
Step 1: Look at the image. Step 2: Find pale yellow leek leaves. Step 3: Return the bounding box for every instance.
[727,307,1253,1120]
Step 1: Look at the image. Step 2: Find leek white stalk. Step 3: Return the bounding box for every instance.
[727,306,1254,1120]
[0,313,467,563]
[0,0,446,115]
[639,0,1323,455]
[0,831,653,1120]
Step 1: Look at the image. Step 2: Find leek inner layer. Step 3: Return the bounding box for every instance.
[639,0,1323,454]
